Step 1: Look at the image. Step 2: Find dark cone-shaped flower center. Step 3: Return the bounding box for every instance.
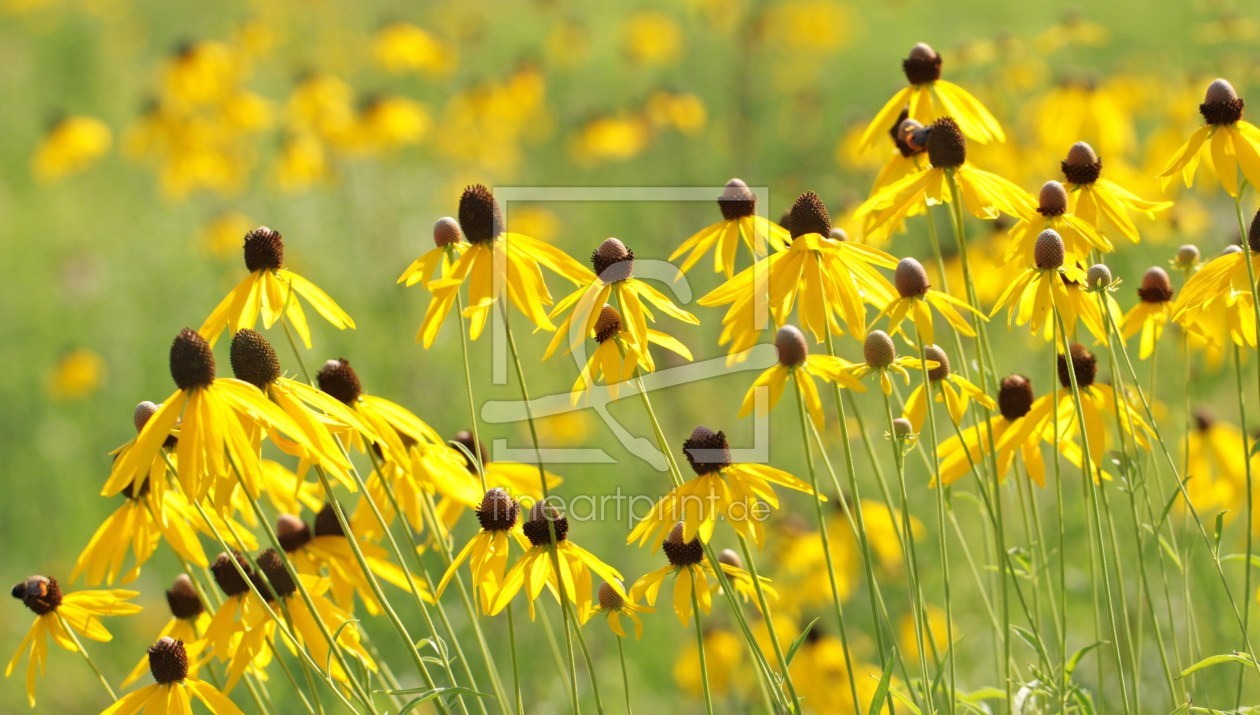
[258,549,297,599]
[313,503,345,538]
[170,328,216,390]
[1201,79,1244,125]
[433,217,463,247]
[663,523,705,566]
[902,42,942,85]
[1249,209,1260,254]
[683,426,732,475]
[718,178,756,220]
[476,488,520,532]
[775,325,808,367]
[317,359,362,405]
[452,430,489,473]
[276,514,313,552]
[147,637,189,685]
[1062,142,1102,185]
[924,345,950,381]
[1195,409,1214,432]
[230,329,281,389]
[12,576,61,615]
[789,192,831,239]
[1037,181,1069,217]
[1034,230,1065,270]
[523,502,569,547]
[459,184,504,244]
[998,374,1034,420]
[1057,343,1098,389]
[864,330,896,368]
[1086,264,1112,290]
[165,575,204,620]
[594,304,623,343]
[1176,244,1201,269]
[895,257,931,297]
[927,117,966,168]
[892,417,913,438]
[243,226,284,272]
[1138,267,1174,303]
[717,548,743,569]
[134,401,160,432]
[210,552,255,598]
[592,238,634,283]
[597,581,625,611]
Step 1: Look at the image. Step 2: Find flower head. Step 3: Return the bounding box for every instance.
[101,637,244,715]
[1160,79,1260,197]
[671,178,790,277]
[739,326,864,430]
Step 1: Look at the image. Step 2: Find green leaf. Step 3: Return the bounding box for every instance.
[887,686,924,715]
[785,617,820,667]
[1157,479,1188,530]
[1158,534,1184,572]
[1213,511,1228,554]
[1180,651,1258,677]
[866,653,896,715]
[1065,641,1104,679]
[1011,625,1051,665]
[394,687,493,714]
[1222,553,1260,569]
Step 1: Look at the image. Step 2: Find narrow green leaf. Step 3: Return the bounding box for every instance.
[785,617,821,667]
[397,686,493,714]
[1065,641,1104,679]
[1157,479,1188,530]
[866,653,896,715]
[1158,534,1184,572]
[1222,553,1260,569]
[1213,511,1228,554]
[887,686,925,715]
[1180,652,1257,677]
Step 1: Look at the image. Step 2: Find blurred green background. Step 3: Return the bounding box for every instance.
[4,0,1260,712]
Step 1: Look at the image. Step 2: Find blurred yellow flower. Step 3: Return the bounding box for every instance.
[32,116,111,181]
[763,0,851,53]
[275,133,331,191]
[47,348,106,400]
[162,41,243,107]
[201,212,252,258]
[646,91,707,134]
[572,115,651,164]
[622,12,683,66]
[373,22,456,76]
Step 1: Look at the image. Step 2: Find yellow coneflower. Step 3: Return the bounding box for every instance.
[673,628,744,698]
[1060,141,1171,244]
[121,576,210,688]
[989,229,1085,337]
[436,488,529,614]
[7,576,141,707]
[589,580,651,639]
[545,237,698,362]
[373,21,455,76]
[842,329,936,397]
[32,116,112,181]
[1005,180,1112,268]
[161,41,242,107]
[739,326,865,430]
[1121,267,1176,359]
[902,345,994,429]
[856,117,1032,243]
[569,305,692,405]
[314,358,441,463]
[400,217,467,345]
[1160,79,1260,198]
[104,329,308,505]
[702,193,897,352]
[937,374,1046,487]
[419,185,589,345]
[630,523,768,625]
[199,226,355,348]
[277,508,421,617]
[1183,410,1250,523]
[629,426,819,547]
[102,637,242,715]
[859,43,1005,150]
[489,503,624,619]
[876,257,985,344]
[1172,211,1260,350]
[671,179,790,277]
[203,553,273,691]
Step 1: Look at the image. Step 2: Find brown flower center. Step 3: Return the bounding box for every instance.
[523,502,569,547]
[927,117,967,168]
[243,226,284,272]
[924,344,950,381]
[258,549,297,599]
[459,184,504,244]
[170,328,216,390]
[683,426,732,475]
[1057,343,1097,389]
[1201,79,1244,125]
[997,374,1034,420]
[1061,142,1102,185]
[313,503,345,538]
[594,304,623,343]
[775,325,808,367]
[1138,267,1173,303]
[598,581,625,611]
[788,192,831,239]
[592,238,635,283]
[317,358,362,405]
[718,178,756,220]
[433,217,463,247]
[147,637,189,685]
[864,330,896,368]
[902,42,942,85]
[1034,230,1065,270]
[476,488,520,532]
[276,514,313,552]
[1037,181,1069,217]
[895,257,931,297]
[11,576,61,615]
[663,523,705,566]
[165,575,204,620]
[210,552,256,598]
[230,329,281,389]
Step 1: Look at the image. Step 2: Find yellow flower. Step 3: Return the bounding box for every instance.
[103,329,310,505]
[1159,79,1260,198]
[702,192,897,352]
[1005,181,1112,268]
[545,237,698,364]
[842,330,936,398]
[1183,410,1250,524]
[200,226,355,348]
[437,489,530,614]
[589,580,651,639]
[740,326,865,431]
[899,604,953,665]
[791,630,894,714]
[630,523,770,625]
[673,628,743,698]
[645,91,707,134]
[622,11,682,66]
[1062,141,1171,244]
[937,374,1046,487]
[32,116,111,181]
[373,22,455,76]
[162,41,244,107]
[201,212,253,259]
[490,503,624,620]
[628,426,820,548]
[203,553,272,692]
[1172,222,1260,350]
[1024,78,1135,159]
[314,358,442,465]
[102,637,242,715]
[353,96,431,153]
[568,304,692,405]
[274,133,331,192]
[859,43,1004,151]
[420,185,589,345]
[572,115,652,164]
[878,257,985,344]
[7,576,141,707]
[1121,267,1176,359]
[671,179,789,278]
[47,348,106,400]
[989,230,1086,338]
[902,345,994,430]
[856,117,1033,244]
[121,576,210,689]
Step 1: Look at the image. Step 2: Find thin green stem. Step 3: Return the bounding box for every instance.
[616,636,633,715]
[690,569,715,715]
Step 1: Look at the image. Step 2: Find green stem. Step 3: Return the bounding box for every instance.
[616,636,633,715]
[690,569,715,715]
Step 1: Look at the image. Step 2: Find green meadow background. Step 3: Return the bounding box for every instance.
[2,0,1258,712]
